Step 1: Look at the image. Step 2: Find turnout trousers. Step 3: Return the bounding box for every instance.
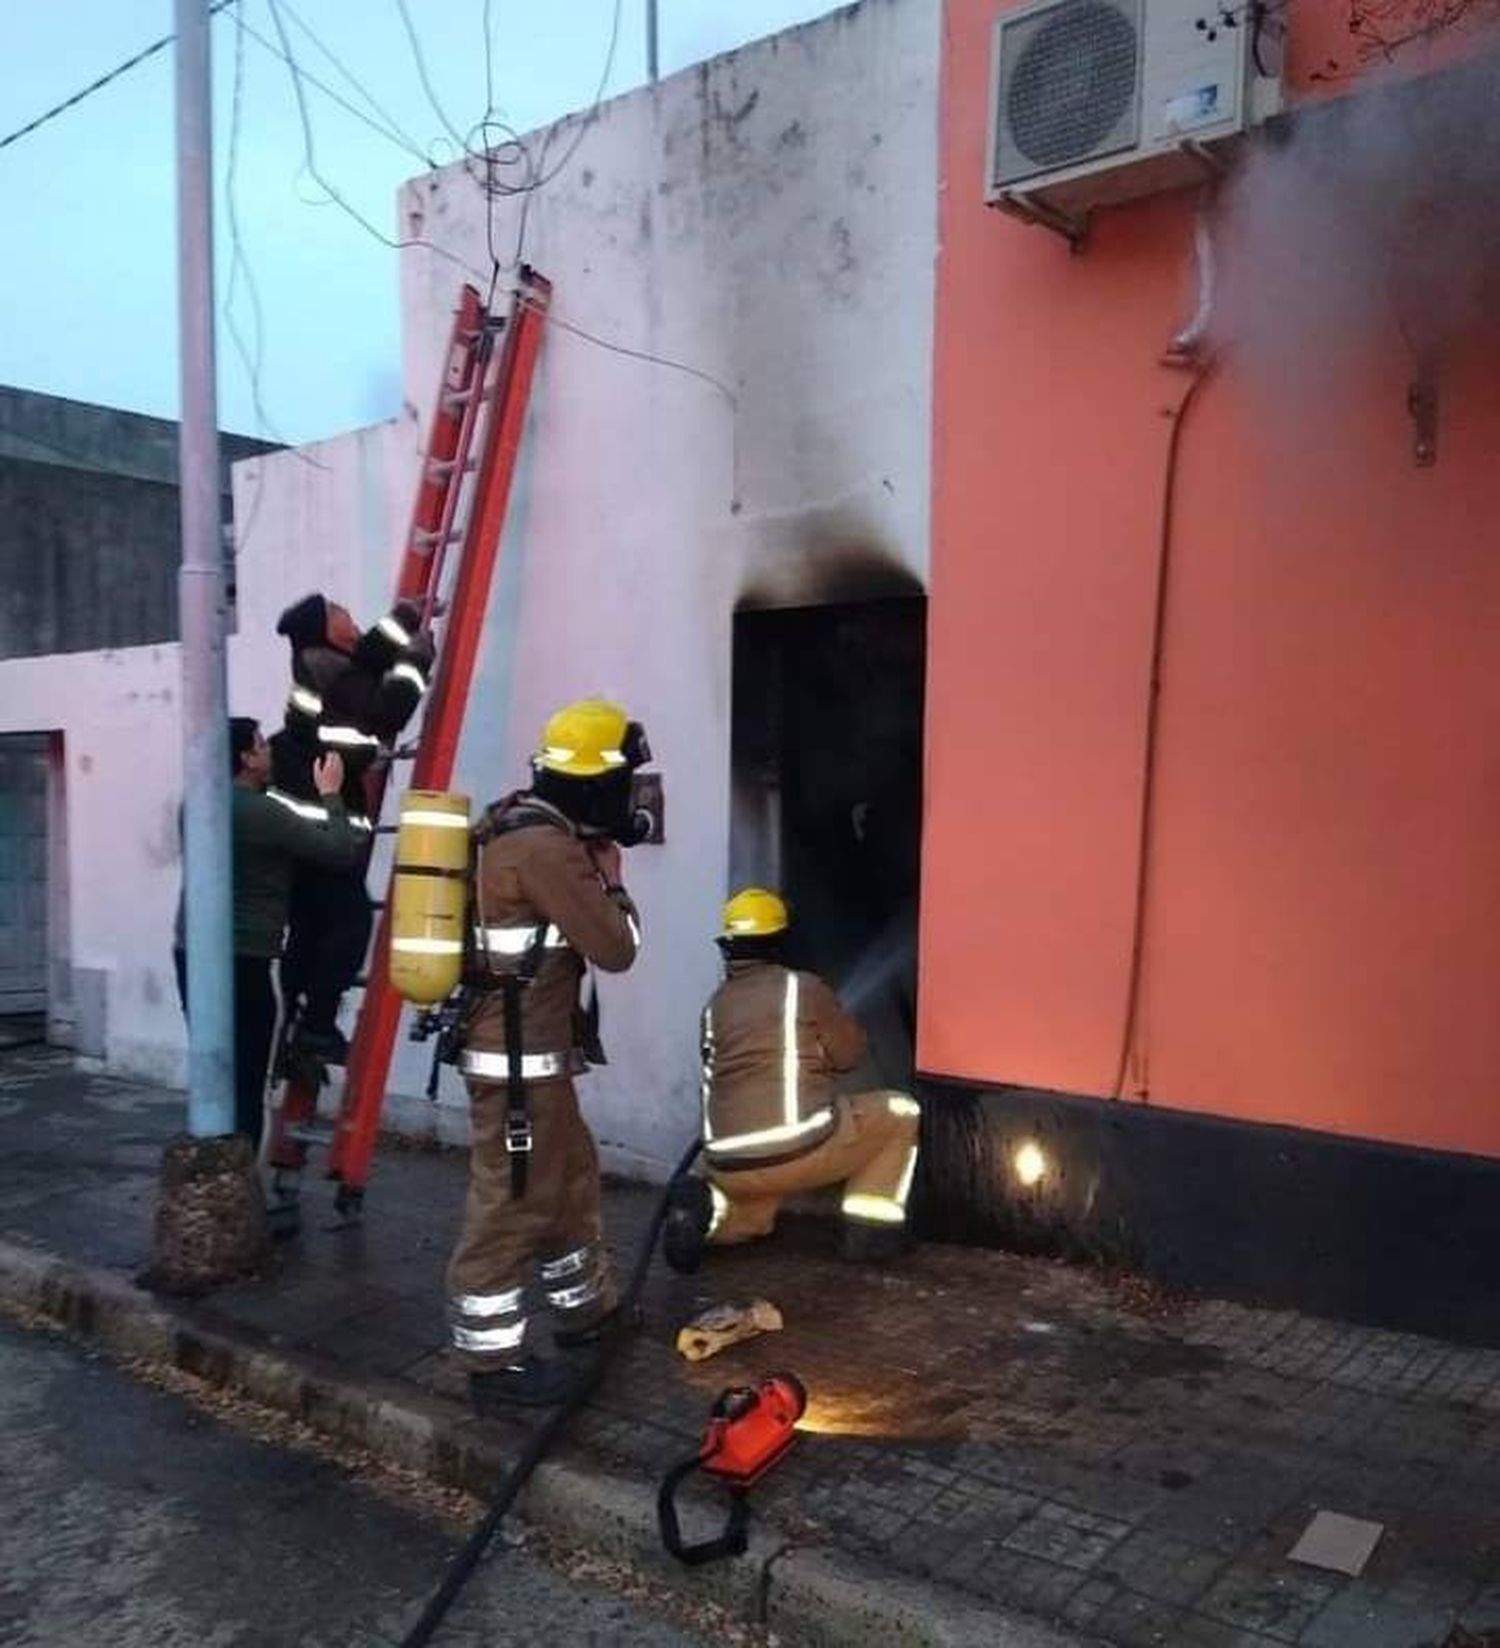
[280,862,373,1039]
[706,1090,921,1246]
[445,1077,616,1371]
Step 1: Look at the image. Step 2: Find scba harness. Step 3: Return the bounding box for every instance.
[467,797,605,1200]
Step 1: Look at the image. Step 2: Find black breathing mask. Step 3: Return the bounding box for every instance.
[534,720,658,847]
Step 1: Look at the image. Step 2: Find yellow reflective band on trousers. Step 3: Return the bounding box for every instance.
[451,1319,526,1353]
[449,1281,526,1354]
[546,1276,603,1313]
[539,1246,591,1281]
[841,1142,919,1226]
[452,1287,523,1316]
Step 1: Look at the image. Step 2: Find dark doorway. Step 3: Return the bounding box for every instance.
[730,597,926,1087]
[0,733,50,1033]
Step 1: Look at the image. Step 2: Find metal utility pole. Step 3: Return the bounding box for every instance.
[174,0,234,1138]
[646,0,659,82]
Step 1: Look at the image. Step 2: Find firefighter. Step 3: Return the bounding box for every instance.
[270,592,433,1062]
[171,718,364,1145]
[447,698,651,1412]
[663,888,921,1273]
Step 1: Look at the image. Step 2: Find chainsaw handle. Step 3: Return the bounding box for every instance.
[656,1452,751,1567]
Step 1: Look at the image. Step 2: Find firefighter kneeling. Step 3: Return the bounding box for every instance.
[664,889,921,1273]
[445,699,650,1414]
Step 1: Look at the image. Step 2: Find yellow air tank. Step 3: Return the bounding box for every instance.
[389,790,471,1005]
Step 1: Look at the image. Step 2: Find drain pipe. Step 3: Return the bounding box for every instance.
[1112,199,1223,1101]
[1165,198,1217,367]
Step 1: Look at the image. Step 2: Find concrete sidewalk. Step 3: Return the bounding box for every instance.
[4,1047,1500,1647]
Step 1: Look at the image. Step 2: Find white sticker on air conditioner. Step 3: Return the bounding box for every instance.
[1163,85,1221,131]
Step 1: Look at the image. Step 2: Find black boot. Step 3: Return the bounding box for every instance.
[840,1220,911,1266]
[553,1302,638,1352]
[469,1356,582,1414]
[662,1176,714,1275]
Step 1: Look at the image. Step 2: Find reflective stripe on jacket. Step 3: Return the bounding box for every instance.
[463,797,640,1077]
[700,961,865,1163]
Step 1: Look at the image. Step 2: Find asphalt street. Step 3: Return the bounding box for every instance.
[0,1318,721,1647]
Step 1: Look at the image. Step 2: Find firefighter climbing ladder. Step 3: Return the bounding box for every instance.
[266,268,552,1218]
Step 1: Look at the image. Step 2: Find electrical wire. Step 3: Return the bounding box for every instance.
[525,0,624,193]
[523,299,740,410]
[392,0,471,154]
[223,1,270,558]
[259,0,487,282]
[234,8,432,165]
[275,0,430,164]
[1108,365,1216,1104]
[225,5,274,450]
[0,0,238,154]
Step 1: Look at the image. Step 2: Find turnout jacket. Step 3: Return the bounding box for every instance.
[173,787,365,958]
[270,601,431,822]
[462,796,641,1082]
[699,960,867,1165]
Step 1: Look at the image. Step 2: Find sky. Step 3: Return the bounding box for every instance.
[0,1,841,445]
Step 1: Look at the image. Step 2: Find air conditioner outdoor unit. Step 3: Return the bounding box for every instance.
[986,0,1282,239]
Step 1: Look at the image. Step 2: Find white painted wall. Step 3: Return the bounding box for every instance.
[0,646,181,1077]
[0,0,939,1176]
[391,0,940,1172]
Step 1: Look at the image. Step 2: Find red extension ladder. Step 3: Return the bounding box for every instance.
[266,268,552,1218]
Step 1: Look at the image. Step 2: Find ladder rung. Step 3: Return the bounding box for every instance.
[427,456,477,478]
[443,384,495,411]
[413,526,463,549]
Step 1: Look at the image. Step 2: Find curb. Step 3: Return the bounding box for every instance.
[0,1236,1090,1648]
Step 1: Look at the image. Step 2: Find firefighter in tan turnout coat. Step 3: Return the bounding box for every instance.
[663,888,921,1272]
[447,699,649,1412]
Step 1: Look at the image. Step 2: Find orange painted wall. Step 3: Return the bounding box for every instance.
[920,0,1500,1157]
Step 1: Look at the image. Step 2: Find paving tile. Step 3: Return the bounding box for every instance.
[1200,1562,1341,1642]
[1102,1589,1189,1647]
[1298,1585,1453,1648]
[1170,1616,1283,1648]
[1098,1527,1233,1608]
[1003,1499,1132,1572]
[943,1543,1085,1616]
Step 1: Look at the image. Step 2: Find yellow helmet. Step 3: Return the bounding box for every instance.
[720,887,789,940]
[536,698,637,778]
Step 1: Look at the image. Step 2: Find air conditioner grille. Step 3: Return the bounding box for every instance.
[1003,0,1139,175]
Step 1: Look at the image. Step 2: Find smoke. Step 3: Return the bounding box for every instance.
[1215,49,1500,383]
[835,899,917,1018]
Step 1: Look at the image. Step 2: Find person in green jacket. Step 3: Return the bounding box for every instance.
[173,717,363,1146]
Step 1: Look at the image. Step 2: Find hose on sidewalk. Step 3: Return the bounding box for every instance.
[399,1134,703,1647]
